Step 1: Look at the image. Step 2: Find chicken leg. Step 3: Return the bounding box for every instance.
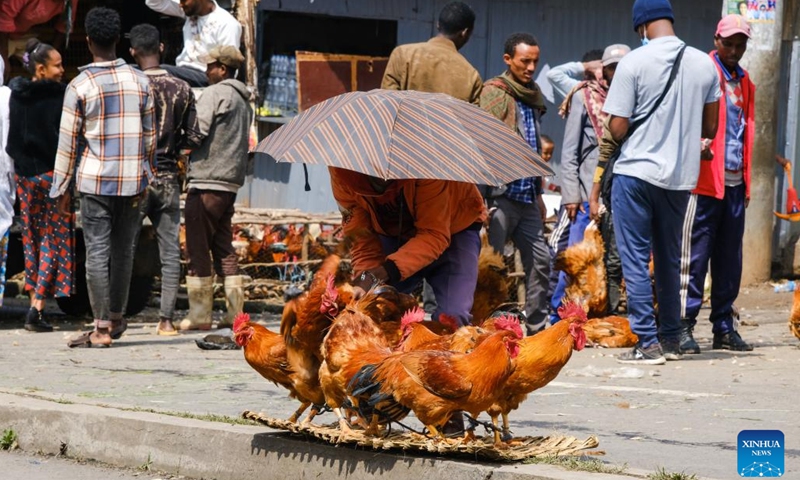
[288,401,311,423]
[333,407,357,442]
[299,405,321,427]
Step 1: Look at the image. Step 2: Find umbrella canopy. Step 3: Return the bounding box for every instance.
[255,89,552,186]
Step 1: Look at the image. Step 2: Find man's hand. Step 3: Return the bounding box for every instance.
[564,203,585,222]
[589,183,603,222]
[745,197,750,209]
[582,60,603,82]
[352,266,390,298]
[56,192,72,216]
[701,139,713,160]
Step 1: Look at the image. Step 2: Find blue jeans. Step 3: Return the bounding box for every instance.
[81,194,143,326]
[550,202,591,322]
[380,227,481,327]
[139,175,181,320]
[612,175,689,347]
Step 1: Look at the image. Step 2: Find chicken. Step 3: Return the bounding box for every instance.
[471,245,512,324]
[348,316,522,441]
[790,287,800,340]
[397,310,490,354]
[350,285,421,347]
[318,289,403,438]
[554,221,607,317]
[583,315,638,348]
[279,254,354,424]
[486,302,588,444]
[233,313,320,423]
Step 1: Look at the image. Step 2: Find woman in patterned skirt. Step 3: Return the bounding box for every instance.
[7,39,73,332]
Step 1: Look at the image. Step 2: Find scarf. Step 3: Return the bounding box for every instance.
[483,71,547,126]
[559,80,608,140]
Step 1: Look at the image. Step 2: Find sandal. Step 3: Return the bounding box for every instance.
[110,319,128,340]
[67,331,112,348]
[157,325,179,336]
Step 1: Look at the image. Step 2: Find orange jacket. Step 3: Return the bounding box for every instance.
[329,167,486,281]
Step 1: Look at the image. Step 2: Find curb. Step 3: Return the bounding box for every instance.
[0,392,642,480]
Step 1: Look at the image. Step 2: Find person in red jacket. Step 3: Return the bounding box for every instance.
[329,167,486,327]
[679,14,754,353]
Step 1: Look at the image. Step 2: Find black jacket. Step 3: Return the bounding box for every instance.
[6,77,66,178]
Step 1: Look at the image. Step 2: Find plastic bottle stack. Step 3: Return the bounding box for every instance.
[260,54,298,117]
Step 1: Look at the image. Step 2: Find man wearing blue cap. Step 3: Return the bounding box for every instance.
[589,0,721,365]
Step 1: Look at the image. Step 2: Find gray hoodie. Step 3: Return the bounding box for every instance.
[187,78,253,192]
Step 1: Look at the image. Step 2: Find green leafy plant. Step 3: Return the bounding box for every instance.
[647,467,698,480]
[0,429,18,450]
[138,453,153,472]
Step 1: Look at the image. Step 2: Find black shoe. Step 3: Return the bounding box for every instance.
[660,337,684,361]
[712,331,753,351]
[679,321,701,354]
[617,343,666,365]
[24,308,53,333]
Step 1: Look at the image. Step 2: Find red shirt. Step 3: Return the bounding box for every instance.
[0,0,78,34]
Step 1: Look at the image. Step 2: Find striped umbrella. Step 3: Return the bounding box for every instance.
[255,89,552,186]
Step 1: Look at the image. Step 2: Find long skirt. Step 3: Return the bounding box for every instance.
[17,172,74,299]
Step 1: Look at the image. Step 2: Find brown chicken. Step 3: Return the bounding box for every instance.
[486,302,588,444]
[318,297,395,438]
[234,313,320,423]
[397,310,490,354]
[349,317,522,440]
[583,315,638,348]
[471,245,512,324]
[554,221,607,317]
[790,287,800,340]
[279,255,354,423]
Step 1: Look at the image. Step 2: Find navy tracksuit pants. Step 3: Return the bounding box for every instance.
[612,175,690,347]
[679,184,746,335]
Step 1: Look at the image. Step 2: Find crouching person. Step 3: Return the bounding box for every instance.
[182,45,253,330]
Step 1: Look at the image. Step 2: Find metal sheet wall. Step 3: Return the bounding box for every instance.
[250,0,725,212]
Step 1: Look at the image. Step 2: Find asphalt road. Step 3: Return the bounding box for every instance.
[0,283,798,479]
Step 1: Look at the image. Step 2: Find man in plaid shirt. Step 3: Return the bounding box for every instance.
[52,7,156,348]
[480,32,551,335]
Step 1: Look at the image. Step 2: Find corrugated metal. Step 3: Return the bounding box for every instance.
[246,154,340,213]
[250,0,725,211]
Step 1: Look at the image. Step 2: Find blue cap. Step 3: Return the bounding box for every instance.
[632,0,675,32]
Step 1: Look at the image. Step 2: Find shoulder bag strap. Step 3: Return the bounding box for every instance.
[628,44,687,135]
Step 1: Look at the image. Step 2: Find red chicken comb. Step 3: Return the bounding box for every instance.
[319,274,339,315]
[438,313,460,333]
[400,306,426,330]
[557,302,588,323]
[494,315,523,339]
[233,312,250,333]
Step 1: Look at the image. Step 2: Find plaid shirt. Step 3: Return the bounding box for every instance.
[51,59,156,198]
[504,100,540,204]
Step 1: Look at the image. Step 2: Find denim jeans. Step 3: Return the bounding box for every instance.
[139,175,181,320]
[81,194,143,326]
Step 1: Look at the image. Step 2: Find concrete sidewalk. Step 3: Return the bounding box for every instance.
[0,284,798,479]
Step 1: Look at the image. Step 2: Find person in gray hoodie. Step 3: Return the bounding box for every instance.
[549,44,630,322]
[182,45,253,330]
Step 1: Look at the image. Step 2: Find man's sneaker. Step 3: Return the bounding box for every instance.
[660,337,684,361]
[617,343,666,365]
[712,331,753,351]
[679,321,700,354]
